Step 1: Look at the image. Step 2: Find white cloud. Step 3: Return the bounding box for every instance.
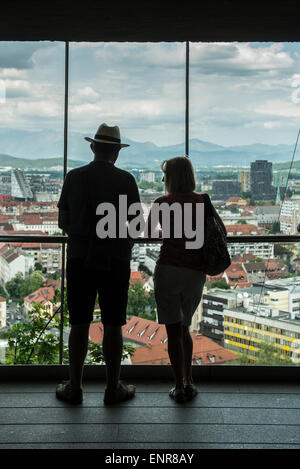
[15,100,62,118]
[70,86,100,104]
[0,68,27,78]
[190,42,294,76]
[254,99,300,118]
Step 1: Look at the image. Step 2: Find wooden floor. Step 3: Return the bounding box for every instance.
[1,379,300,449]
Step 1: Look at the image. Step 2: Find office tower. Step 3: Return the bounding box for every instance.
[250,160,276,201]
[11,168,33,201]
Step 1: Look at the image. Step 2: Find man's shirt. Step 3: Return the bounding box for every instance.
[57,160,142,260]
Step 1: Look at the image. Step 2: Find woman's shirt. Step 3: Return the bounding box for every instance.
[148,191,212,271]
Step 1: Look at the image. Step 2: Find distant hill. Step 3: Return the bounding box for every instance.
[0,154,85,170]
[0,128,297,169]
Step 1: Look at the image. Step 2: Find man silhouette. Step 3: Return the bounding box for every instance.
[56,123,142,405]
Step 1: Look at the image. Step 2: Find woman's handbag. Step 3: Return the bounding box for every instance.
[201,193,231,276]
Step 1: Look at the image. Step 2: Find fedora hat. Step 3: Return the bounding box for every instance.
[84,123,130,148]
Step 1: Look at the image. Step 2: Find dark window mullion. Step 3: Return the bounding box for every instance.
[59,41,69,364]
[185,40,189,157]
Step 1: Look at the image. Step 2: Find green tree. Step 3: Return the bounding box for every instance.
[270,221,280,234]
[211,279,230,290]
[237,219,247,224]
[127,281,149,317]
[86,341,135,364]
[5,272,25,303]
[6,303,64,364]
[34,262,43,271]
[235,342,295,366]
[0,284,8,300]
[5,270,44,304]
[241,191,252,199]
[255,342,295,365]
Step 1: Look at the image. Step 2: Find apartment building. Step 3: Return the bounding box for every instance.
[8,238,62,274]
[200,289,240,345]
[224,306,300,363]
[280,196,300,234]
[0,244,34,286]
[228,242,274,258]
[199,282,300,363]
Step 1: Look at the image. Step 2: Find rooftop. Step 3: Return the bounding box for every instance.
[131,333,238,365]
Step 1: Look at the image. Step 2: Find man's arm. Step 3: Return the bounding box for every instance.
[58,208,69,234]
[57,172,71,234]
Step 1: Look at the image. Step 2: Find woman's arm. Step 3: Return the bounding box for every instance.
[144,205,162,239]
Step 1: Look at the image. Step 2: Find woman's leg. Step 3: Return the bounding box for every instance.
[182,325,193,385]
[165,322,184,389]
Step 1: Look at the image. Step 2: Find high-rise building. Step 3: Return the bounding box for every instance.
[250,160,276,201]
[11,168,33,201]
[239,171,250,193]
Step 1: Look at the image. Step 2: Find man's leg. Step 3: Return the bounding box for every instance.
[68,322,91,389]
[102,324,123,391]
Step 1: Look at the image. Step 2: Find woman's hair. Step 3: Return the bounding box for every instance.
[161,156,196,193]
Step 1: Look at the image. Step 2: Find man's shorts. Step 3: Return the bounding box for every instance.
[153,264,206,327]
[66,257,130,326]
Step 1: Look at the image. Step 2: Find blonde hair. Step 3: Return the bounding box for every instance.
[161,156,196,193]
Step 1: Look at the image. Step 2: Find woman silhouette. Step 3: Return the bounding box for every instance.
[145,156,222,403]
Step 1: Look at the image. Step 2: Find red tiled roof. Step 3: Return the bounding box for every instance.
[232,253,256,262]
[0,230,46,235]
[130,271,143,283]
[24,286,55,305]
[224,262,252,288]
[226,197,246,203]
[0,296,6,302]
[225,224,265,235]
[131,333,238,365]
[89,316,168,346]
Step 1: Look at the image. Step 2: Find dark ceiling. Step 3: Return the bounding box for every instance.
[1,0,300,42]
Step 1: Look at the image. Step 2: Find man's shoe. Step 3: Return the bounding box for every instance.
[56,381,83,405]
[104,381,136,405]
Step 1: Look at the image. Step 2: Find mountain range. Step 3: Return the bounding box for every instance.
[0,128,298,170]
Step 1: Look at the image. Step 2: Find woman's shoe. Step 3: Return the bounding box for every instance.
[169,387,186,403]
[184,383,198,401]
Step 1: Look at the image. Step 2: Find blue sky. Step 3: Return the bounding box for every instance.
[0,41,300,148]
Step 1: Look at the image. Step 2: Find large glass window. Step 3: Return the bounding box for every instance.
[1,41,300,367]
[190,42,300,366]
